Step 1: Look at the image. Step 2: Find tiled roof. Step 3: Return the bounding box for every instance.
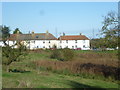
[9,33,57,41]
[58,35,89,40]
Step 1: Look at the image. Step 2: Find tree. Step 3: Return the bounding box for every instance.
[1,26,27,72]
[1,25,10,45]
[13,28,22,34]
[101,11,118,49]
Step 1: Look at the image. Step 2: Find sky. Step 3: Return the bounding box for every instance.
[2,2,118,38]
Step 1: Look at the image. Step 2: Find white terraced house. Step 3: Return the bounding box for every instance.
[0,31,90,50]
[57,34,90,50]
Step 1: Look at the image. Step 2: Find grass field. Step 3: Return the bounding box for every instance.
[2,49,120,88]
[2,70,119,88]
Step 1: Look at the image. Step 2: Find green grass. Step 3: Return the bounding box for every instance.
[2,50,119,88]
[2,70,119,88]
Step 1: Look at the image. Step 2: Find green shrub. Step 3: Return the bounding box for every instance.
[62,48,74,61]
[50,48,75,61]
[50,49,63,60]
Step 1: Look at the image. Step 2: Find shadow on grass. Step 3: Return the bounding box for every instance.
[9,69,30,73]
[67,80,106,90]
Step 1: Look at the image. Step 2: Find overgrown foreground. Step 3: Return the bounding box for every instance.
[2,50,120,88]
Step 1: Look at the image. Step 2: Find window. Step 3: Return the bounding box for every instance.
[49,45,51,48]
[60,46,62,48]
[43,41,45,43]
[72,46,74,49]
[83,45,85,48]
[66,46,68,48]
[43,46,45,48]
[49,41,50,43]
[75,45,77,48]
[37,46,39,48]
[75,40,77,43]
[31,40,35,43]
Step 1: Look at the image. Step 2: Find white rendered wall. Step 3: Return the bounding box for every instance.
[58,40,90,50]
[27,40,58,49]
[0,41,4,47]
[1,39,90,50]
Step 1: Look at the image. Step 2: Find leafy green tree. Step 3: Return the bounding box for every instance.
[2,43,27,72]
[91,38,112,50]
[100,11,118,49]
[1,26,10,45]
[1,26,27,72]
[13,28,22,34]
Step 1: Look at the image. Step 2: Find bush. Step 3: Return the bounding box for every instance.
[50,49,62,60]
[50,48,75,61]
[62,48,74,61]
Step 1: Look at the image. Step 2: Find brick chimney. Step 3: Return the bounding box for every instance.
[17,30,19,34]
[16,30,20,41]
[63,32,65,36]
[46,30,49,35]
[31,31,34,38]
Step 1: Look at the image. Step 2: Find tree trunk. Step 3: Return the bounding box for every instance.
[6,65,10,72]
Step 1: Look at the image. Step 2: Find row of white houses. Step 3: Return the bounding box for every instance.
[0,31,90,50]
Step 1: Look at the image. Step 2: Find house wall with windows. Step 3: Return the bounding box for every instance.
[58,40,90,50]
[58,35,90,50]
[26,40,58,49]
[0,32,90,50]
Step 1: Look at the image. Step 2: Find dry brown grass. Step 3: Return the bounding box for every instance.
[75,52,118,67]
[34,61,119,80]
[31,50,119,80]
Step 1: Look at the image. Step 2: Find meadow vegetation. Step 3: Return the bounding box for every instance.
[2,49,120,88]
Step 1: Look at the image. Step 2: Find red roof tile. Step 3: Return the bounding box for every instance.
[58,35,89,40]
